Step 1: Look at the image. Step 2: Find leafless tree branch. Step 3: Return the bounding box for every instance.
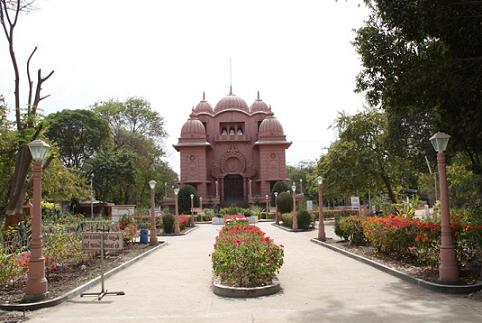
[27,45,37,115]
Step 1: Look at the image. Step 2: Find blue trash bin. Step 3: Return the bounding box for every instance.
[140,229,149,244]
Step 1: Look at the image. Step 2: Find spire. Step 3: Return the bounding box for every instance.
[257,90,260,100]
[202,91,206,101]
[229,84,233,95]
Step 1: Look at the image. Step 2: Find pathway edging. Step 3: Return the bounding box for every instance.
[0,241,169,312]
[310,238,482,294]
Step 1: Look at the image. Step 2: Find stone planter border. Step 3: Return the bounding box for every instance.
[212,276,281,298]
[272,223,314,232]
[0,241,168,311]
[310,238,482,295]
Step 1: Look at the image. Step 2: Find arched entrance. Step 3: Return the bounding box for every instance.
[223,174,244,205]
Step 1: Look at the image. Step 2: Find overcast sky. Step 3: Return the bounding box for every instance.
[0,0,369,174]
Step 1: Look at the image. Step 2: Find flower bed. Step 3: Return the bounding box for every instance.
[211,219,284,288]
[335,214,482,282]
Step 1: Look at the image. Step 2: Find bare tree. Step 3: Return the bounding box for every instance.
[0,0,54,227]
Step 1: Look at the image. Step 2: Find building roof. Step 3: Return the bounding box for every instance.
[214,86,250,114]
[193,92,213,114]
[258,116,285,138]
[250,91,270,113]
[180,117,206,139]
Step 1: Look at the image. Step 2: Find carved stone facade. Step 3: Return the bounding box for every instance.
[173,89,291,206]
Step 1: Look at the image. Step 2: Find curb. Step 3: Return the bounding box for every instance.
[272,223,314,232]
[159,225,199,236]
[310,238,482,295]
[0,241,169,311]
[212,276,281,298]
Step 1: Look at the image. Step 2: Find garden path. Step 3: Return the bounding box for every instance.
[27,222,482,323]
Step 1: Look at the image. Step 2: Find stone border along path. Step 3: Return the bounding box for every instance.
[24,222,482,323]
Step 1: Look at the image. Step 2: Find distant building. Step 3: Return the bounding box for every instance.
[173,87,291,206]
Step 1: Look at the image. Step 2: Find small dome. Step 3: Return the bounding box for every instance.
[180,118,206,139]
[214,86,249,113]
[194,92,213,113]
[250,91,270,113]
[259,116,284,138]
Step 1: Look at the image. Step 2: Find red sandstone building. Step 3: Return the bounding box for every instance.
[173,87,291,206]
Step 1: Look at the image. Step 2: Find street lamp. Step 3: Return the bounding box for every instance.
[90,173,94,219]
[25,139,50,300]
[265,194,269,212]
[430,132,458,283]
[274,192,279,224]
[149,180,158,246]
[291,182,298,230]
[174,188,180,233]
[300,178,303,195]
[317,176,326,241]
[164,182,167,199]
[190,193,195,227]
[199,197,203,213]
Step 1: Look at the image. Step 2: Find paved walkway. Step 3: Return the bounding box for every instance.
[28,222,481,323]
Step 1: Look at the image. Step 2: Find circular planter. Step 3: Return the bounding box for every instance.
[212,276,281,298]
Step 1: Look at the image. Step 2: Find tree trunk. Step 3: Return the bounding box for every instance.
[4,145,31,227]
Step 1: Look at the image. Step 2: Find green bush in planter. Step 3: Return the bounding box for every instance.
[339,216,366,245]
[297,210,312,230]
[162,213,175,233]
[277,191,293,214]
[178,185,199,214]
[281,213,293,227]
[271,181,290,205]
[334,211,355,240]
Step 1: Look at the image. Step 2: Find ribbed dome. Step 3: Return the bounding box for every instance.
[193,92,213,113]
[259,116,284,138]
[250,91,270,113]
[180,118,206,139]
[214,86,249,113]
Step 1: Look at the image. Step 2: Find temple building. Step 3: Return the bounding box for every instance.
[173,87,291,206]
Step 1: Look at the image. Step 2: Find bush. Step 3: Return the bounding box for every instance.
[297,210,312,230]
[179,215,190,230]
[162,213,175,233]
[339,216,366,245]
[334,211,355,240]
[178,185,199,214]
[281,213,293,227]
[271,181,290,205]
[0,245,22,283]
[211,221,284,287]
[277,192,293,214]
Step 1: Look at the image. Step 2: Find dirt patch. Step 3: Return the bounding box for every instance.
[0,242,160,305]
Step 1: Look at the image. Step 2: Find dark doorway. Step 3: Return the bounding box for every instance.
[223,175,244,205]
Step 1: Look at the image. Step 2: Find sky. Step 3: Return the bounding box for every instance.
[0,0,370,174]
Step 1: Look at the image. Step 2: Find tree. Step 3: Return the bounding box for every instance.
[1,0,54,226]
[354,0,482,175]
[45,109,111,168]
[177,185,199,214]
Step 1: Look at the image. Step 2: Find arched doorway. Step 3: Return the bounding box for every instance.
[223,174,244,205]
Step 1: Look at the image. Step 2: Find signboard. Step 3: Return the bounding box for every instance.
[111,205,135,222]
[82,232,124,251]
[306,200,313,211]
[350,196,360,210]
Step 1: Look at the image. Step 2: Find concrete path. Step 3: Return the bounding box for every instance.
[28,222,482,323]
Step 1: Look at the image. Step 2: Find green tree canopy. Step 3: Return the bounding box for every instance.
[44,109,111,168]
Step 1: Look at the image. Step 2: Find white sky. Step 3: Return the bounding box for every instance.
[0,0,369,174]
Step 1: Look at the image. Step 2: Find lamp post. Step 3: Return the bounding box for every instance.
[300,178,303,195]
[199,197,203,213]
[164,182,167,199]
[148,180,158,245]
[174,188,180,233]
[90,173,94,219]
[190,193,195,227]
[265,194,269,212]
[291,182,298,230]
[274,192,279,224]
[430,132,458,283]
[317,176,326,241]
[25,140,50,300]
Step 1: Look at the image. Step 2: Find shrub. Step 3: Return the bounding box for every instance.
[281,213,293,227]
[0,245,22,283]
[297,210,312,230]
[334,211,355,240]
[179,215,190,230]
[271,181,290,205]
[212,221,284,287]
[224,214,246,223]
[43,224,83,270]
[339,216,366,245]
[178,185,199,214]
[162,213,175,233]
[122,223,138,243]
[277,192,293,214]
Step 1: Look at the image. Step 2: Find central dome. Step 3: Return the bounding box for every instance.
[214,86,249,113]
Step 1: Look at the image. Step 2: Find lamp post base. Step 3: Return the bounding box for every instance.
[439,247,459,284]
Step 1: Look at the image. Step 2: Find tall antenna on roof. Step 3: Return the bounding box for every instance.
[229,57,233,94]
